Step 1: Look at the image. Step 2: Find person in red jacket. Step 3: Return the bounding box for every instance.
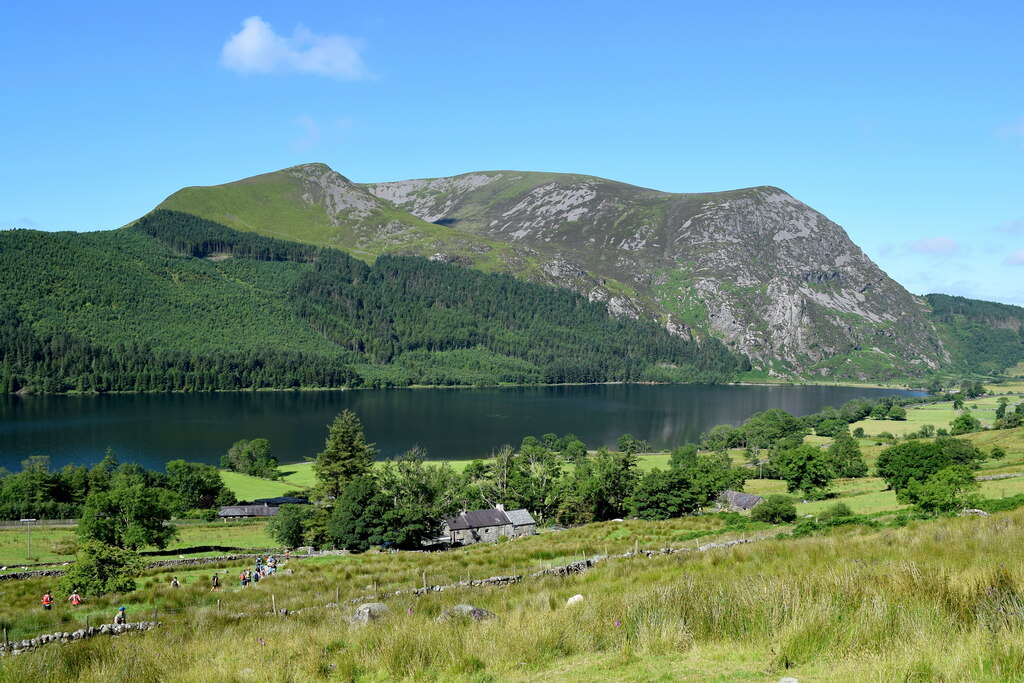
[69,590,82,606]
[42,591,53,610]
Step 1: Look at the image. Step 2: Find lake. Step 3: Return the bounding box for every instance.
[0,384,920,471]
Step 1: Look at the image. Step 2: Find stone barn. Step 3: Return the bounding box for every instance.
[441,505,537,546]
[717,490,764,512]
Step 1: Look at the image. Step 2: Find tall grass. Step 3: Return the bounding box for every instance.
[5,511,1024,680]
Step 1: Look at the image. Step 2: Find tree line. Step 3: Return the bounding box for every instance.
[0,210,747,394]
[267,410,748,552]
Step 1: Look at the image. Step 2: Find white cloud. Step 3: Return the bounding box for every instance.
[1007,249,1024,265]
[221,16,370,79]
[904,236,965,255]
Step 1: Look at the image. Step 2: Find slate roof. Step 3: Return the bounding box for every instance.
[217,504,277,518]
[252,497,309,506]
[718,490,763,511]
[504,509,536,526]
[443,508,511,530]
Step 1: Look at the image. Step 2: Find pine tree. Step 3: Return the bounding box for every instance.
[312,410,376,499]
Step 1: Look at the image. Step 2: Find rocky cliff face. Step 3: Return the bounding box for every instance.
[157,163,948,379]
[366,172,946,378]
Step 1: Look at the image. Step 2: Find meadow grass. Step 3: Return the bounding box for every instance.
[272,452,677,493]
[218,471,302,500]
[9,510,1024,680]
[0,521,274,567]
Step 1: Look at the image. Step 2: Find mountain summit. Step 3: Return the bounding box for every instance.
[157,163,947,379]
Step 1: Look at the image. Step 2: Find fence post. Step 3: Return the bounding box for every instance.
[634,539,639,556]
[272,595,276,614]
[337,586,342,604]
[217,599,221,613]
[85,615,89,631]
[422,571,426,590]
[154,606,158,623]
[4,627,7,647]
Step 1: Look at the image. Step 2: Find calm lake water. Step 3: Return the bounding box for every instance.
[0,385,920,471]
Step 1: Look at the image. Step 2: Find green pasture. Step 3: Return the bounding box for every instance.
[0,521,275,567]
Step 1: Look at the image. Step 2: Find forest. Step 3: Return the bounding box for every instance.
[0,211,747,394]
[926,293,1024,375]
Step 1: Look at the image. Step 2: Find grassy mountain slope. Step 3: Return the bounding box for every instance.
[152,163,949,380]
[0,211,744,393]
[927,294,1024,376]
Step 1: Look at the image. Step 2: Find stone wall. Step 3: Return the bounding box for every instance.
[0,622,158,657]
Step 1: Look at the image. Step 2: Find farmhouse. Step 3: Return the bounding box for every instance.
[441,504,537,546]
[717,490,763,512]
[216,497,310,521]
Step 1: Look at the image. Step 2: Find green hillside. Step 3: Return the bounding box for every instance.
[927,293,1024,376]
[0,211,745,394]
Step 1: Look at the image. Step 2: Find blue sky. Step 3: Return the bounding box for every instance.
[2,2,1022,304]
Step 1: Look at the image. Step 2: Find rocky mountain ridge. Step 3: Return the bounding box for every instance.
[157,163,949,379]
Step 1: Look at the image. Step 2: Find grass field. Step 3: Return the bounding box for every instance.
[9,509,1024,680]
[849,397,1007,437]
[0,520,275,567]
[266,453,678,497]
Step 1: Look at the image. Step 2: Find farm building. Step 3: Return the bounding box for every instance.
[217,497,309,521]
[717,490,764,512]
[441,504,537,545]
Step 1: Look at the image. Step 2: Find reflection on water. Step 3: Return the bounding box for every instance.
[0,384,920,471]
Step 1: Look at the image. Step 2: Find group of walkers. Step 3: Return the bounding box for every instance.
[41,589,125,624]
[41,589,82,610]
[239,555,278,588]
[37,554,286,627]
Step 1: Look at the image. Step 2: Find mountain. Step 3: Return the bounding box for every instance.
[0,211,744,394]
[157,163,949,380]
[926,294,1024,377]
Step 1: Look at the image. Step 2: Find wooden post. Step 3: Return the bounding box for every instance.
[154,606,158,622]
[217,599,221,613]
[85,615,89,630]
[634,539,638,556]
[4,627,8,647]
[422,570,427,590]
[338,586,343,603]
[272,594,277,613]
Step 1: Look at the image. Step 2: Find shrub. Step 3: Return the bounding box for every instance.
[751,495,797,524]
[57,539,144,597]
[817,502,854,523]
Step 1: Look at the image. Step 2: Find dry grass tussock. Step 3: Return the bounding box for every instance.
[6,513,1024,681]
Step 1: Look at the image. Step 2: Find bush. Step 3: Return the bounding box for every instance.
[817,502,854,522]
[57,539,144,597]
[751,495,797,524]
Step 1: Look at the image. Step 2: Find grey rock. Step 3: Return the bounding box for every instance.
[350,603,390,626]
[436,604,497,622]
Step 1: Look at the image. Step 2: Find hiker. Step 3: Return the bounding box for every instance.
[69,590,82,607]
[42,591,53,611]
[114,607,126,625]
[240,569,248,588]
[170,576,180,588]
[253,569,260,584]
[211,573,220,591]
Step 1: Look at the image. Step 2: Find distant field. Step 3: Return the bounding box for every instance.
[273,452,676,491]
[0,520,274,567]
[848,397,1007,437]
[219,470,301,500]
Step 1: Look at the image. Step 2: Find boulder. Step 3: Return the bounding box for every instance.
[436,604,497,622]
[566,594,585,607]
[350,603,390,626]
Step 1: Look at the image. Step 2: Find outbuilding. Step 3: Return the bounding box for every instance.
[441,504,537,545]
